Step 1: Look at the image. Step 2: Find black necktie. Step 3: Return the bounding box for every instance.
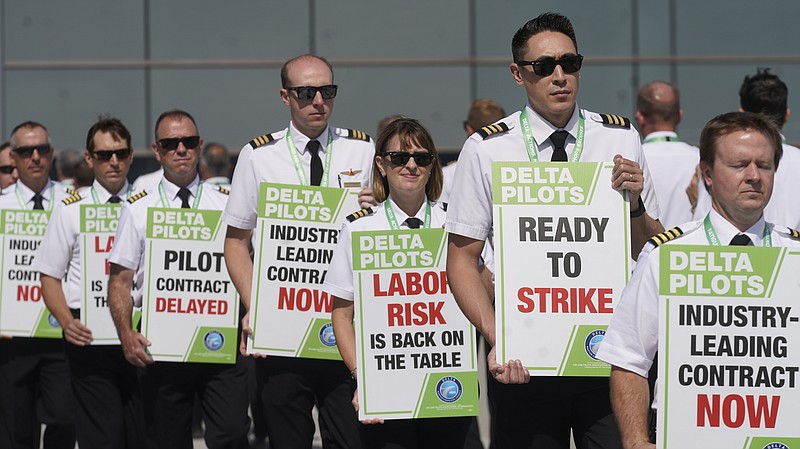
[108,195,122,204]
[32,193,44,210]
[729,234,752,246]
[550,130,570,162]
[177,188,192,209]
[405,217,422,229]
[307,140,323,186]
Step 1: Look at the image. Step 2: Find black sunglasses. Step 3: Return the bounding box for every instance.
[157,136,200,151]
[0,165,15,174]
[92,148,132,161]
[12,144,52,158]
[286,85,338,101]
[383,151,433,167]
[516,54,584,77]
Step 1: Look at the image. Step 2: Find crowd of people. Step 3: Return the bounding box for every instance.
[0,10,797,449]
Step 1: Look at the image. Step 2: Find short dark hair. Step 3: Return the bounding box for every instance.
[200,143,231,177]
[280,54,334,88]
[466,99,506,131]
[699,111,783,171]
[739,68,788,128]
[86,116,131,153]
[372,118,443,203]
[512,12,578,62]
[154,109,198,140]
[637,81,681,125]
[10,121,48,148]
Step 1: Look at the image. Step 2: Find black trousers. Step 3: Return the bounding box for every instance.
[488,376,622,449]
[141,356,250,449]
[255,356,361,449]
[9,337,76,449]
[359,416,472,449]
[63,337,146,449]
[0,339,15,449]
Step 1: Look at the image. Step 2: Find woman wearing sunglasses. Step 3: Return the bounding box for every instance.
[324,118,471,448]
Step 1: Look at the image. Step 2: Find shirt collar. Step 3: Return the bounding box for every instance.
[643,130,679,140]
[524,102,581,154]
[91,179,131,202]
[16,179,53,208]
[387,196,428,229]
[161,176,200,204]
[289,121,330,156]
[708,208,766,246]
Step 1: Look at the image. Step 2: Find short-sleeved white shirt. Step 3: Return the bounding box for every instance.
[33,180,135,309]
[223,122,375,231]
[132,169,164,192]
[0,179,73,213]
[323,198,447,301]
[445,104,661,245]
[641,131,699,229]
[108,175,229,307]
[596,209,800,407]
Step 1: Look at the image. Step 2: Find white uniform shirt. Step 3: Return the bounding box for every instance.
[33,180,134,309]
[694,142,800,229]
[223,122,375,231]
[440,161,458,204]
[0,179,72,213]
[108,176,229,307]
[132,168,164,192]
[324,199,447,301]
[445,104,661,245]
[641,131,699,229]
[596,209,800,407]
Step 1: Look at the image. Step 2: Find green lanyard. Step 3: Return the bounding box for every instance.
[286,127,334,187]
[157,181,203,209]
[90,185,133,204]
[15,183,55,212]
[384,199,432,230]
[643,136,680,143]
[703,214,771,247]
[519,108,585,162]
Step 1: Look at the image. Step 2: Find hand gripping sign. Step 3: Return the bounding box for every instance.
[352,227,478,420]
[493,162,631,376]
[142,208,238,363]
[657,245,800,448]
[248,183,359,359]
[0,210,61,337]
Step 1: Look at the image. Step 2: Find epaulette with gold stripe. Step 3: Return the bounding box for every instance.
[127,191,148,204]
[600,114,631,129]
[788,228,800,240]
[62,193,82,206]
[648,227,684,247]
[217,186,230,195]
[346,207,374,223]
[476,122,510,139]
[248,133,276,149]
[344,129,370,142]
[66,188,79,196]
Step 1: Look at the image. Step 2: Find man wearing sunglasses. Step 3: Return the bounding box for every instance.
[108,110,249,449]
[33,117,144,449]
[0,121,77,448]
[0,142,18,190]
[445,12,663,449]
[224,54,374,449]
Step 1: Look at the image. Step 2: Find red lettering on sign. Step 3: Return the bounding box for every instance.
[387,301,446,326]
[696,394,779,428]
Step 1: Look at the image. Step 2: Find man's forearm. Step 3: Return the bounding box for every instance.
[447,235,496,346]
[630,213,663,260]
[40,274,73,328]
[108,263,135,336]
[224,226,254,311]
[611,366,652,449]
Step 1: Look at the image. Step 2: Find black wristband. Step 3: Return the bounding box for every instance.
[630,197,646,218]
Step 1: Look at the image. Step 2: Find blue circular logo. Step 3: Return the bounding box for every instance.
[203,330,224,351]
[319,323,336,347]
[584,330,605,360]
[47,313,60,328]
[763,443,789,449]
[436,376,463,403]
